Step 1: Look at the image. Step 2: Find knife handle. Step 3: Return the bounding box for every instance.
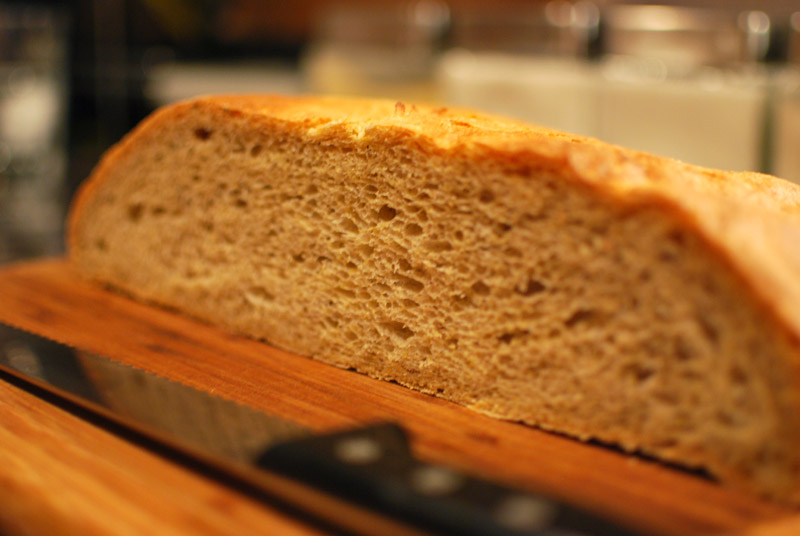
[256,422,643,536]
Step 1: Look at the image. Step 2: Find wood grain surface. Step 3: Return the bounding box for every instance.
[0,365,327,536]
[0,258,798,536]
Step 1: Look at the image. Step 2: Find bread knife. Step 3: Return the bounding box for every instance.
[0,323,645,536]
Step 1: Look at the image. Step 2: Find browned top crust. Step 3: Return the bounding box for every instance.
[69,94,800,348]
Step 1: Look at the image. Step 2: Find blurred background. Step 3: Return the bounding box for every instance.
[2,0,800,265]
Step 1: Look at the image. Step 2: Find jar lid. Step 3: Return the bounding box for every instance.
[788,12,800,65]
[602,5,770,66]
[447,1,599,57]
[312,1,450,49]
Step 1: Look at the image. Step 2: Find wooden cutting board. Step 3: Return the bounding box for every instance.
[0,258,798,536]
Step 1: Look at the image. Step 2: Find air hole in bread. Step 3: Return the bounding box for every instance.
[127,203,144,222]
[494,223,513,236]
[667,229,686,246]
[675,338,695,361]
[471,281,491,296]
[244,286,275,305]
[654,390,678,405]
[652,437,679,449]
[336,287,356,299]
[424,240,453,252]
[498,330,529,344]
[715,410,737,427]
[378,205,397,221]
[221,231,236,244]
[698,316,719,344]
[452,294,472,309]
[479,189,495,203]
[404,223,423,236]
[193,127,212,140]
[341,218,358,233]
[382,321,414,340]
[565,309,595,328]
[515,278,546,296]
[730,365,747,385]
[250,144,263,157]
[659,249,678,262]
[376,282,391,293]
[680,369,702,381]
[454,187,471,199]
[396,274,424,292]
[622,363,656,383]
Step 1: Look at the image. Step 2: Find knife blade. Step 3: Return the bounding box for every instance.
[0,323,645,536]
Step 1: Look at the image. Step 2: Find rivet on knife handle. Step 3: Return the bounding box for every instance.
[257,423,646,536]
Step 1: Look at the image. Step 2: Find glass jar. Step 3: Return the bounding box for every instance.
[435,1,600,136]
[0,4,68,262]
[772,12,800,184]
[597,5,771,172]
[302,1,449,102]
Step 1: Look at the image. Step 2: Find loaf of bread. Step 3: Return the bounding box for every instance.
[68,95,800,503]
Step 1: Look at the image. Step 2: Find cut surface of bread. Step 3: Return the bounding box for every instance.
[68,95,800,503]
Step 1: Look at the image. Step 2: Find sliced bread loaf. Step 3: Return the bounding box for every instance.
[68,95,800,503]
